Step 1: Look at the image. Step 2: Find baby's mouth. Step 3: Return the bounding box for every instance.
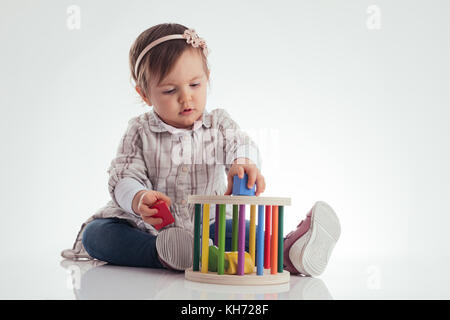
[180,108,194,115]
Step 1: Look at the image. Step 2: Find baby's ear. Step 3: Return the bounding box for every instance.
[135,86,152,106]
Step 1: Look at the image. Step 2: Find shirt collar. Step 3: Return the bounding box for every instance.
[147,109,212,133]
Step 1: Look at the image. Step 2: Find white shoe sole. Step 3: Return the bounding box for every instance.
[289,201,341,277]
[156,227,193,271]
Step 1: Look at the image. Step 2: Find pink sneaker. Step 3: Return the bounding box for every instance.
[283,201,341,277]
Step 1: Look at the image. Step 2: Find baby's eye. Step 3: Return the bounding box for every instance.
[163,83,200,95]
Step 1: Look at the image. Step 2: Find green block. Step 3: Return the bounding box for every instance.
[208,245,229,272]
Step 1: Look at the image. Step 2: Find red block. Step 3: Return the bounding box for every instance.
[150,200,175,230]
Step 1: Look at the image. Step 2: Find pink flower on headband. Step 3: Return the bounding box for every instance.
[183,29,209,56]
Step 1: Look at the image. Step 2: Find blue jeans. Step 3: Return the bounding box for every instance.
[82,218,251,269]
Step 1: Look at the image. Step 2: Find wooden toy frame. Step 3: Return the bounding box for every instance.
[185,195,291,286]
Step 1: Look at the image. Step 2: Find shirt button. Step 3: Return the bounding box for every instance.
[181,199,187,205]
[182,166,188,172]
[183,135,189,141]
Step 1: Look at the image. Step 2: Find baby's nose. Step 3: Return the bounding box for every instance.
[178,89,192,103]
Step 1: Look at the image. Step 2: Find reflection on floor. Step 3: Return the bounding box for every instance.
[60,259,333,300]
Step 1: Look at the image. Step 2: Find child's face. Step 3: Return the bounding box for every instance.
[140,49,210,129]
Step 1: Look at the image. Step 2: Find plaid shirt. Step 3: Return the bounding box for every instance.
[62,108,261,260]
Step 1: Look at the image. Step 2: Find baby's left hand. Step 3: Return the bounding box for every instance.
[224,158,266,196]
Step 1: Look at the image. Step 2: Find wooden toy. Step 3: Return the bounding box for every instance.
[232,173,256,196]
[150,200,175,230]
[185,194,291,286]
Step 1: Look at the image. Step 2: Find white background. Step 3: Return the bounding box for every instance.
[1,0,449,299]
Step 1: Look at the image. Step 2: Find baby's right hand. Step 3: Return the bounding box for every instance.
[132,190,172,226]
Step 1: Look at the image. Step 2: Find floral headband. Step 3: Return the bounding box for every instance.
[134,28,209,78]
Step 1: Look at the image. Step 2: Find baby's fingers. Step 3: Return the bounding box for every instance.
[237,166,245,179]
[224,175,233,195]
[143,217,164,226]
[246,168,257,190]
[154,191,172,207]
[140,207,158,218]
[255,175,266,196]
[140,207,163,225]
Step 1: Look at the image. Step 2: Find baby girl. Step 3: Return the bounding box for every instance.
[61,23,340,277]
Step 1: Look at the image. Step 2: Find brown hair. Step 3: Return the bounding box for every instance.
[129,23,210,105]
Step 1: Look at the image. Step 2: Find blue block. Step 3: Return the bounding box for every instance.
[232,173,256,196]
